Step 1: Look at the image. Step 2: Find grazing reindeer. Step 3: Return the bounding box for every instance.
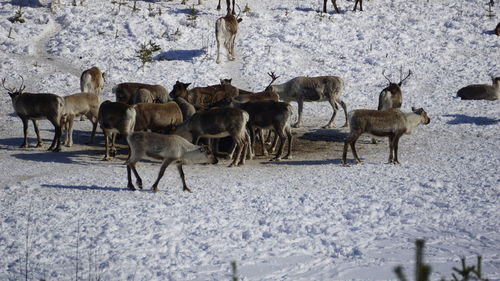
[126,132,218,192]
[215,13,242,64]
[342,107,430,165]
[323,0,363,13]
[97,101,136,161]
[80,67,105,96]
[169,80,239,110]
[378,69,412,110]
[3,76,64,152]
[113,82,169,105]
[266,74,348,128]
[61,92,99,147]
[456,77,500,101]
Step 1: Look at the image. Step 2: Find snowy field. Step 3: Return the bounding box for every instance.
[0,0,499,280]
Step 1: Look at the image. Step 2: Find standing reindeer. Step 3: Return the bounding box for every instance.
[215,13,242,64]
[266,74,348,128]
[378,69,412,110]
[323,0,363,13]
[217,0,235,15]
[80,66,105,96]
[3,76,64,152]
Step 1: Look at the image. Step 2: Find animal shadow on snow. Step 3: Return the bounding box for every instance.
[155,49,204,62]
[444,114,499,125]
[41,184,124,192]
[261,128,347,166]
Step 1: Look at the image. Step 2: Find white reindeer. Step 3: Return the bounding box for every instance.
[266,75,348,128]
[215,14,242,64]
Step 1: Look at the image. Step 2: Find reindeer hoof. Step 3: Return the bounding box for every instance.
[36,142,43,148]
[128,185,136,191]
[103,157,111,161]
[183,187,193,193]
[52,147,61,152]
[151,187,159,193]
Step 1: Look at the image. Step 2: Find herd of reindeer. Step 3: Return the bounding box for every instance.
[3,1,500,192]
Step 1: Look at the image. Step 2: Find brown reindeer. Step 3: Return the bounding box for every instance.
[323,0,363,13]
[169,80,239,110]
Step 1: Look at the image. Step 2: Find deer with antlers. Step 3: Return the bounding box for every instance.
[3,76,64,152]
[378,68,412,111]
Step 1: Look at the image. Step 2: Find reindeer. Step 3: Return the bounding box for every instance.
[80,66,105,96]
[266,74,348,128]
[378,69,412,110]
[495,22,500,36]
[456,76,500,101]
[61,92,99,147]
[215,13,242,64]
[97,101,136,161]
[342,107,430,165]
[3,76,64,152]
[126,132,218,192]
[323,0,363,13]
[169,80,239,110]
[113,83,169,105]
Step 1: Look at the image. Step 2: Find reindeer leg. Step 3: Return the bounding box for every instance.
[332,0,340,13]
[86,114,97,145]
[270,128,286,161]
[127,162,143,190]
[293,98,304,128]
[388,134,395,163]
[324,99,338,128]
[216,35,222,64]
[177,164,192,192]
[66,116,74,147]
[339,100,348,127]
[110,133,117,157]
[393,134,401,164]
[217,0,221,10]
[151,158,174,192]
[283,127,293,159]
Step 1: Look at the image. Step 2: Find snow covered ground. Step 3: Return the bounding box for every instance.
[0,0,499,280]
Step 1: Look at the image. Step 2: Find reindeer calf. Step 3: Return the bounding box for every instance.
[126,132,218,192]
[342,108,430,165]
[61,93,99,147]
[80,67,105,96]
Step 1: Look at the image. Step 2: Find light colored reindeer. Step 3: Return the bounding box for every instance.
[126,132,218,192]
[342,107,430,165]
[215,14,242,64]
[3,76,64,152]
[80,66,105,96]
[266,75,348,128]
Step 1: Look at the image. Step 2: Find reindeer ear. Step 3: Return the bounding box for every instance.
[237,18,243,23]
[411,106,416,112]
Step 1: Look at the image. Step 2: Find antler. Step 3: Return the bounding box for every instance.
[382,70,392,83]
[399,69,412,85]
[1,78,16,93]
[18,75,26,93]
[267,71,280,88]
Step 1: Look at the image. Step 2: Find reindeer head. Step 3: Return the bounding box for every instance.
[411,107,430,125]
[2,75,26,101]
[220,78,232,85]
[169,81,191,99]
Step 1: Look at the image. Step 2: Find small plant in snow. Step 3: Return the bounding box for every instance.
[9,7,26,24]
[441,256,489,281]
[136,40,161,68]
[242,3,251,14]
[131,1,141,13]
